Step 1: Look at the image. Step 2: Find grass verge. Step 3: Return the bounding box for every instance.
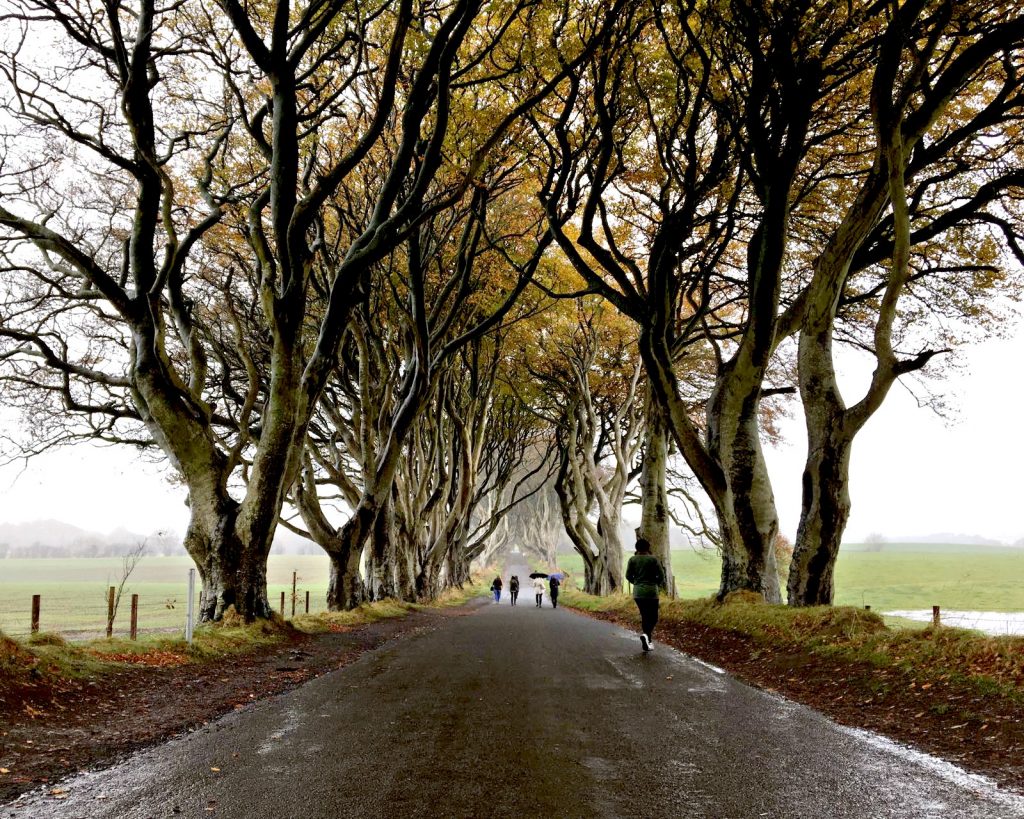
[1,584,486,688]
[563,588,1024,702]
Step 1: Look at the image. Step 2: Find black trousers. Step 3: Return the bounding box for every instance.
[535,593,543,607]
[634,597,659,638]
[510,590,518,606]
[550,590,559,608]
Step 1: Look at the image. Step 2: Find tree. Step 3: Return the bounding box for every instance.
[787,0,1024,605]
[526,303,645,594]
[534,2,801,601]
[289,154,556,607]
[0,0,626,619]
[106,541,146,636]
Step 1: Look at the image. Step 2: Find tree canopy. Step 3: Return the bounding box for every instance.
[1,0,1022,617]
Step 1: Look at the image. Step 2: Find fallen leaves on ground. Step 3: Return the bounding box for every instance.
[93,651,189,667]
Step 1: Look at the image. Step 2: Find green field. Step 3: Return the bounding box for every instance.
[3,545,1023,638]
[555,544,1024,611]
[0,555,333,638]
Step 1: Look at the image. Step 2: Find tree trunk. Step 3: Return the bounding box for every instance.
[706,375,782,603]
[597,514,625,593]
[327,549,365,610]
[640,331,782,604]
[415,557,441,601]
[788,427,853,606]
[639,394,674,596]
[445,549,470,590]
[323,501,378,610]
[582,554,602,595]
[787,323,855,607]
[366,498,398,601]
[186,507,273,622]
[396,535,417,602]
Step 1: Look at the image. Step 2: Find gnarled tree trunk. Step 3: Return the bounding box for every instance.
[639,393,674,596]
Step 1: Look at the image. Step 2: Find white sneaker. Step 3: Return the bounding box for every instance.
[647,637,655,650]
[640,633,650,652]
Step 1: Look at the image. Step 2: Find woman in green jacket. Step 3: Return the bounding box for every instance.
[625,537,665,652]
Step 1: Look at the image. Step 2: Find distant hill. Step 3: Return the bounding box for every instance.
[0,520,183,558]
[887,533,1008,547]
[842,540,1023,554]
[0,519,320,558]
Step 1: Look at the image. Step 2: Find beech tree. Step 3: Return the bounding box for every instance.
[535,0,1024,606]
[0,0,627,619]
[525,303,645,594]
[535,2,799,600]
[286,142,557,607]
[787,0,1024,605]
[488,458,563,568]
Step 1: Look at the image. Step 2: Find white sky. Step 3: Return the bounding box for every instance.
[767,320,1024,543]
[1,321,1022,543]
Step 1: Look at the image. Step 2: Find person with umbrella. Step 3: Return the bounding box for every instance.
[548,571,564,609]
[625,537,665,651]
[529,572,547,607]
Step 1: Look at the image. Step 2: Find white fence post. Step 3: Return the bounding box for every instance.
[186,567,195,644]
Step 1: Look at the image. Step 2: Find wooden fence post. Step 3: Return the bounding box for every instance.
[291,572,297,617]
[130,594,139,640]
[280,591,285,615]
[106,586,116,638]
[932,605,941,628]
[31,594,40,634]
[305,591,310,614]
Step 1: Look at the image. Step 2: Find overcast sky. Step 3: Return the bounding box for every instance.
[1,320,1022,544]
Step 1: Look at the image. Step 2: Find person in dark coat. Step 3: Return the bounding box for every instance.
[625,537,665,652]
[490,576,503,604]
[548,575,560,608]
[509,575,520,606]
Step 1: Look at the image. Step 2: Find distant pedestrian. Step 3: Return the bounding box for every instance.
[532,576,545,607]
[548,575,560,608]
[625,537,665,652]
[490,576,503,604]
[509,575,520,606]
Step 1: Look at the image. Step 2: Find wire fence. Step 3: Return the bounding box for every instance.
[884,608,1024,637]
[0,574,333,640]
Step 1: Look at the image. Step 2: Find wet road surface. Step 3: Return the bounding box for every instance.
[5,565,1024,818]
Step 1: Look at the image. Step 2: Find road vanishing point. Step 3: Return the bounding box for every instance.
[4,562,1024,819]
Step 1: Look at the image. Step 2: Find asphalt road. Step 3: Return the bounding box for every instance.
[5,563,1024,819]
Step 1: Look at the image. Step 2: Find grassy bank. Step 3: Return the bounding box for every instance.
[1,583,485,690]
[563,587,1024,701]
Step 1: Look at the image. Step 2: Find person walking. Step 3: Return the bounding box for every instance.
[532,576,545,607]
[548,575,560,608]
[625,537,665,652]
[509,575,520,606]
[490,576,503,604]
